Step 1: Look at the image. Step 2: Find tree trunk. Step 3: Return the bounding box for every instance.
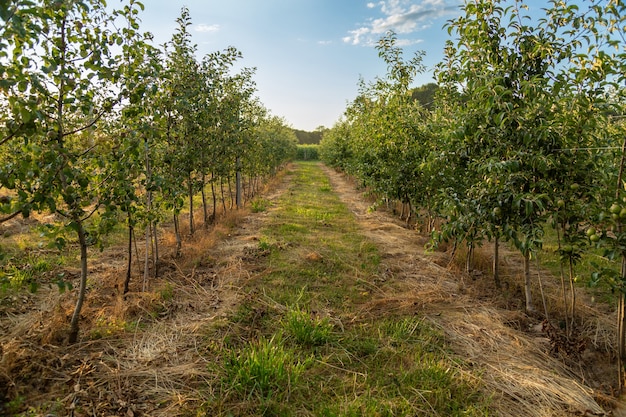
[152,222,159,278]
[556,223,570,335]
[493,235,500,289]
[228,176,234,209]
[68,220,88,344]
[616,135,626,391]
[143,222,151,291]
[618,256,626,391]
[568,256,577,336]
[123,220,133,294]
[220,177,227,213]
[236,168,242,209]
[201,173,208,227]
[188,174,195,235]
[405,201,413,227]
[134,225,141,277]
[143,135,153,289]
[211,173,217,223]
[535,254,550,321]
[174,213,182,258]
[524,251,534,313]
[466,242,473,273]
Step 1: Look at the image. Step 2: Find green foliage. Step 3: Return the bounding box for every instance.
[294,128,325,145]
[324,2,625,311]
[296,144,320,160]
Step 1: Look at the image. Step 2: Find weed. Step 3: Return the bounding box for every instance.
[251,198,270,213]
[158,282,174,301]
[222,335,311,401]
[1,396,25,415]
[90,316,129,339]
[258,237,272,252]
[283,307,334,347]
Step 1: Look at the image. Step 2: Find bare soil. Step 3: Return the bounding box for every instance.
[0,162,624,416]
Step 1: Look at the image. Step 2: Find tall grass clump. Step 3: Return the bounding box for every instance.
[283,307,334,347]
[222,335,311,401]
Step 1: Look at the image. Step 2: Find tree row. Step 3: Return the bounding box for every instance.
[0,1,297,342]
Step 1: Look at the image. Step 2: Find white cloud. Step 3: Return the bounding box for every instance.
[195,23,220,33]
[344,0,460,46]
[343,26,372,46]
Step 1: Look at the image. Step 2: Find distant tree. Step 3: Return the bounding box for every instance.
[410,83,438,110]
[294,129,322,145]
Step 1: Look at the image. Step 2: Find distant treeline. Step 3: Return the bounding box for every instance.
[294,129,323,145]
[410,83,438,110]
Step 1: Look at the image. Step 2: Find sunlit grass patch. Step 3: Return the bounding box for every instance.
[283,306,334,347]
[220,335,312,401]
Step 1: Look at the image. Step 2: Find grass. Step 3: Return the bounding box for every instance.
[283,304,334,347]
[200,161,489,416]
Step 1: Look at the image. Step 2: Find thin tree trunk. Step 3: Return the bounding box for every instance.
[555,222,570,335]
[220,177,227,213]
[568,256,576,336]
[143,223,150,291]
[174,213,182,258]
[524,251,534,313]
[211,173,217,223]
[406,201,412,227]
[615,135,626,391]
[228,176,234,209]
[493,235,500,289]
[152,222,159,278]
[143,133,153,289]
[236,167,242,209]
[201,173,208,227]
[188,175,195,235]
[134,224,141,277]
[68,221,88,344]
[535,253,549,322]
[466,242,473,273]
[123,221,133,294]
[619,256,626,391]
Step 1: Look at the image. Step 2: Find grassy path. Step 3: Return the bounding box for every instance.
[200,162,487,416]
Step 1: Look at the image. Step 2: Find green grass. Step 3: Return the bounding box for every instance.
[283,304,334,347]
[199,161,489,416]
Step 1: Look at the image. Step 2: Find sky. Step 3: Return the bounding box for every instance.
[134,0,465,131]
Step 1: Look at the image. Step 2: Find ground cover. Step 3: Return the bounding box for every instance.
[0,161,623,416]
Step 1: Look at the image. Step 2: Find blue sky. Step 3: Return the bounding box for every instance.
[137,0,464,131]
